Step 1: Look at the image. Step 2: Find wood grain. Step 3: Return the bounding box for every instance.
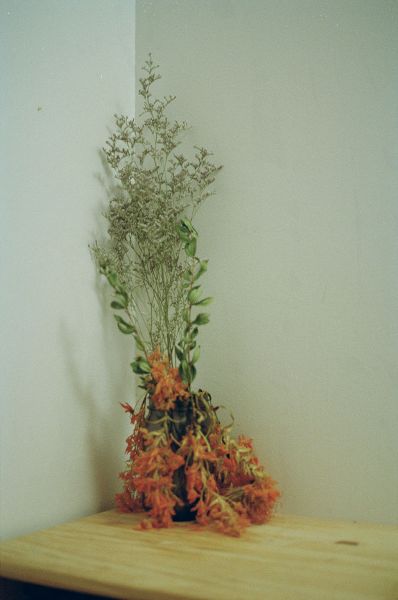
[1,510,397,600]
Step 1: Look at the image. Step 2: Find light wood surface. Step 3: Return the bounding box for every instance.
[1,509,397,599]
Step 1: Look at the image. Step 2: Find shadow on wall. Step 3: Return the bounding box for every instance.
[58,293,131,513]
[58,156,134,513]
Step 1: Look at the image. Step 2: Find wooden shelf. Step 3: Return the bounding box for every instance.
[1,509,397,599]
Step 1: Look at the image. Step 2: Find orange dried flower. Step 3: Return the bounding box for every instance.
[147,349,189,411]
[179,429,217,463]
[185,463,203,503]
[120,402,134,415]
[115,489,142,513]
[242,479,281,524]
[129,433,185,529]
[115,383,281,536]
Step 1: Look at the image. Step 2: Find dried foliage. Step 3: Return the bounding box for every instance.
[116,363,280,537]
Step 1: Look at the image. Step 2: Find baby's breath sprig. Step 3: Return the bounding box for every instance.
[91,54,221,371]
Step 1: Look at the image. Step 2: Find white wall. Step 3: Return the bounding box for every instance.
[1,0,396,541]
[1,1,135,540]
[136,0,398,524]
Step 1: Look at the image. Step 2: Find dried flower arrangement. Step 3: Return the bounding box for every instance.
[91,55,280,536]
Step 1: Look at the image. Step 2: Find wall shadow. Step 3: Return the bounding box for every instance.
[58,153,135,512]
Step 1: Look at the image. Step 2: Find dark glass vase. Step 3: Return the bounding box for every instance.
[146,397,196,522]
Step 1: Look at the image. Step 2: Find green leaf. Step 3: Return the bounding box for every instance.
[130,357,151,375]
[111,301,125,310]
[107,272,118,288]
[116,290,128,307]
[185,340,196,351]
[193,313,210,326]
[137,357,151,373]
[185,238,197,257]
[116,322,134,334]
[194,296,213,307]
[192,346,201,364]
[114,315,135,334]
[180,218,195,233]
[183,308,190,323]
[191,327,199,338]
[134,335,145,351]
[178,227,190,242]
[130,361,145,375]
[194,260,208,281]
[178,219,194,242]
[175,346,184,361]
[181,360,190,384]
[190,364,197,382]
[188,286,201,304]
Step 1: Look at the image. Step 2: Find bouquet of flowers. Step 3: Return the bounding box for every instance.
[91,55,280,536]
